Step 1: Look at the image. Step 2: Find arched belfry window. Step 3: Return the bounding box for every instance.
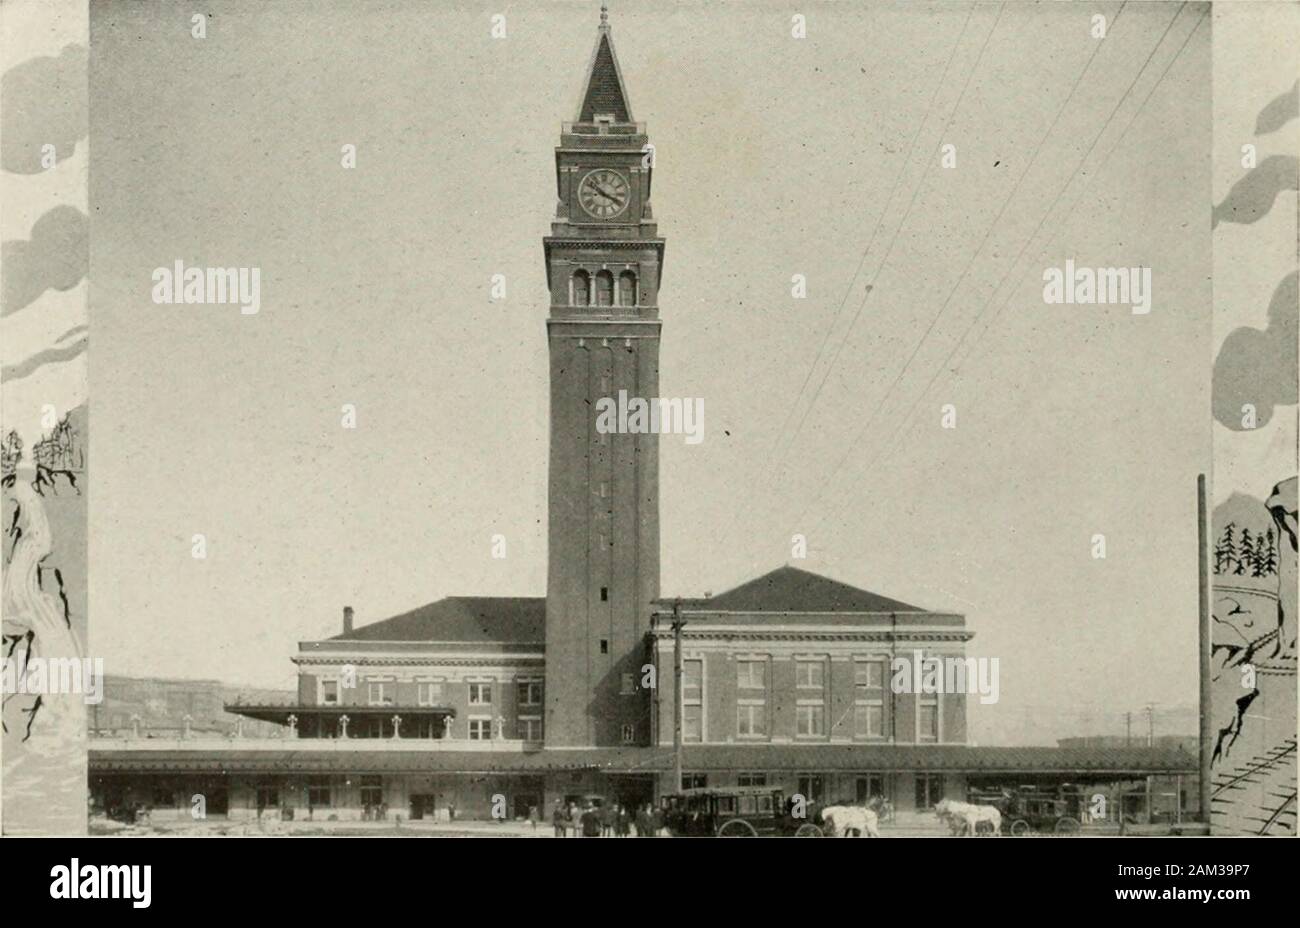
[572,270,590,307]
[618,271,637,307]
[594,270,614,307]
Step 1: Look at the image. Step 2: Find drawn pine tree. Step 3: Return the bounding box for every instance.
[1215,522,1237,575]
[1236,528,1254,575]
[1259,527,1278,577]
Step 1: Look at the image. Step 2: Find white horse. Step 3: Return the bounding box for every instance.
[934,799,1001,836]
[820,805,880,837]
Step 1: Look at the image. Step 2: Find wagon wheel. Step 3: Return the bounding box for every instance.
[794,823,823,837]
[717,818,758,837]
[1054,816,1081,835]
[1009,819,1032,836]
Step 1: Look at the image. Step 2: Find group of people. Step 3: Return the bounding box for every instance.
[550,799,662,837]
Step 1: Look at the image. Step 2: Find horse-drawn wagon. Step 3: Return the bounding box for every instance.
[659,786,825,836]
[965,788,1082,835]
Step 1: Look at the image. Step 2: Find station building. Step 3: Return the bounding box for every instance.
[88,9,1195,829]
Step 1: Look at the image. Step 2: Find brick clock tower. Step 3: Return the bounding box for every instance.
[544,8,664,748]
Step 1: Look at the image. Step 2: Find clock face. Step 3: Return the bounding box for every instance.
[578,169,630,219]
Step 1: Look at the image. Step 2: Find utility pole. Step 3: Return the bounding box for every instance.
[1125,711,1132,747]
[671,598,686,794]
[1145,704,1155,747]
[1197,474,1212,826]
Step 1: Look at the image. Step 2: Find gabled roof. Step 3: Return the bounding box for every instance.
[576,14,632,123]
[677,565,927,614]
[330,596,545,644]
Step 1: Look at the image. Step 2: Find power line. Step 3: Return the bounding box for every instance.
[790,3,1203,536]
[765,2,983,474]
[826,3,1205,511]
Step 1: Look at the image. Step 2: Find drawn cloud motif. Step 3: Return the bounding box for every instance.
[0,205,87,317]
[1256,80,1299,136]
[0,44,87,175]
[1213,272,1298,430]
[1212,155,1298,229]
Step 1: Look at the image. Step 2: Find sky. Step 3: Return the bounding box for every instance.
[86,0,1212,745]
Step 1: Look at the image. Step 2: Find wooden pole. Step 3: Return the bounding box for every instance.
[1197,473,1213,826]
[672,598,685,793]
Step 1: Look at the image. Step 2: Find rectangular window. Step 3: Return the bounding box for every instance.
[620,672,636,695]
[854,658,886,740]
[518,716,543,741]
[683,704,703,743]
[737,702,767,738]
[600,639,608,654]
[854,659,884,695]
[360,775,383,807]
[468,682,492,706]
[320,680,339,705]
[737,659,766,690]
[854,704,884,739]
[367,681,392,706]
[855,773,886,804]
[796,659,824,689]
[417,682,443,706]
[737,772,767,788]
[621,723,635,744]
[468,718,492,740]
[915,774,945,809]
[517,680,542,706]
[682,659,703,742]
[918,695,939,743]
[600,586,608,602]
[307,776,331,808]
[682,659,703,701]
[681,773,707,790]
[796,773,825,804]
[796,704,825,737]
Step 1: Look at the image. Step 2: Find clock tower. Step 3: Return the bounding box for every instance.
[543,7,665,748]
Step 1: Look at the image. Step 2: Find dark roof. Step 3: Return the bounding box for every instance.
[676,566,926,614]
[578,31,631,122]
[330,597,545,644]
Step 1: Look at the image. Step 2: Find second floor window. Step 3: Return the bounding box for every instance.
[417,682,443,706]
[320,680,339,705]
[517,680,542,706]
[796,659,825,689]
[682,659,703,742]
[468,682,492,706]
[737,659,766,690]
[918,694,940,743]
[796,703,825,738]
[367,682,392,706]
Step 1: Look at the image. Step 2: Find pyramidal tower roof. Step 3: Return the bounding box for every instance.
[576,4,633,123]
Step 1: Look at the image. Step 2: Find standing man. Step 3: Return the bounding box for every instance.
[552,799,567,837]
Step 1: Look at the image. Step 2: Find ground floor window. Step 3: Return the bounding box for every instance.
[681,773,707,790]
[307,776,331,808]
[854,773,887,804]
[360,775,383,808]
[256,783,279,810]
[915,774,945,810]
[468,718,492,740]
[737,772,766,787]
[796,773,825,804]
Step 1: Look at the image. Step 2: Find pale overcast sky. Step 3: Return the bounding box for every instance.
[88,1,1210,745]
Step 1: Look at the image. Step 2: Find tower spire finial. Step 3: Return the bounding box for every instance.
[600,4,609,27]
